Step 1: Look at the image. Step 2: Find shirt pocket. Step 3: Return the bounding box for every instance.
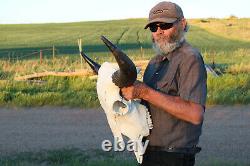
[156,75,179,96]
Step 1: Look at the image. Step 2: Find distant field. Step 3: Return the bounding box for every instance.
[0,18,249,106]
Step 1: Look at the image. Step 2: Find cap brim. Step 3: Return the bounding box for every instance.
[144,17,177,29]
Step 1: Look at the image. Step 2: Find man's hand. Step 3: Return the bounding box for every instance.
[120,81,149,100]
[122,80,204,125]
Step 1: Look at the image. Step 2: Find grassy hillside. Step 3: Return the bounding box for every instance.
[1,18,249,73]
[0,18,249,106]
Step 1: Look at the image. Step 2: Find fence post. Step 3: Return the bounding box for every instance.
[8,51,11,62]
[140,46,144,58]
[12,51,15,63]
[78,39,83,69]
[81,39,83,69]
[212,51,215,69]
[53,45,55,60]
[52,45,55,66]
[40,49,43,64]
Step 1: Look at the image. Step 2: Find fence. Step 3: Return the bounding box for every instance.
[0,38,148,81]
[0,46,65,63]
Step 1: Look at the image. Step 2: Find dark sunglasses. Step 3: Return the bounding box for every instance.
[149,21,178,32]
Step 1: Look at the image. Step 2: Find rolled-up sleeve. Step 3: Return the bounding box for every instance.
[179,52,207,106]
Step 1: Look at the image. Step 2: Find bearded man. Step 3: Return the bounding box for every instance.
[121,1,207,166]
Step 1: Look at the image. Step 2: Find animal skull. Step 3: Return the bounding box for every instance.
[79,36,153,163]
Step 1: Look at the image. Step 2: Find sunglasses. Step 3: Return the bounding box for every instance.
[149,21,178,32]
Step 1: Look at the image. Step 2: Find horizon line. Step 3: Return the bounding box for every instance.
[1,16,249,25]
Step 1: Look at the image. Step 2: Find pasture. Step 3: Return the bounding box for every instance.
[0,18,249,165]
[0,18,249,107]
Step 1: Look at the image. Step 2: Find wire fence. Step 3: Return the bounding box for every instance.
[0,33,88,61]
[0,37,90,81]
[0,46,80,62]
[0,35,148,81]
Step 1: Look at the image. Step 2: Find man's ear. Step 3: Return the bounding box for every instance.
[181,19,189,32]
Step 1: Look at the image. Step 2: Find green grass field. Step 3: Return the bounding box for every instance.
[0,18,249,106]
[0,148,248,166]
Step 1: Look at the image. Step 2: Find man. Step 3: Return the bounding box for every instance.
[121,1,207,166]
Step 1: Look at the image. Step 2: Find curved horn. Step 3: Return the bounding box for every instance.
[101,36,137,87]
[80,52,100,74]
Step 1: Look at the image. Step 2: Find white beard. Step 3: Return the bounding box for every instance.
[152,34,185,55]
[152,40,180,55]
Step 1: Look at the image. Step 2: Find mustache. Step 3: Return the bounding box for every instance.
[152,38,181,55]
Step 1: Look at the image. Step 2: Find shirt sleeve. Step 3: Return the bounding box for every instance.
[178,52,207,106]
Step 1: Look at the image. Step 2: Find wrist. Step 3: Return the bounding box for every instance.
[140,85,150,100]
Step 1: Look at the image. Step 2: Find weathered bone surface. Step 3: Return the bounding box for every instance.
[97,62,153,163]
[79,36,153,163]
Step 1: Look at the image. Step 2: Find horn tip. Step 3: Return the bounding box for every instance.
[100,35,106,41]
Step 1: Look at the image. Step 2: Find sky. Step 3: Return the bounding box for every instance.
[1,0,250,24]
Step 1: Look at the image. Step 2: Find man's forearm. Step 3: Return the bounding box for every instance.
[142,86,204,125]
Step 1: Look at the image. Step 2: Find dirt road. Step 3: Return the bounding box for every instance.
[0,105,249,164]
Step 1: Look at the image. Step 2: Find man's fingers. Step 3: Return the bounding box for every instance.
[120,87,133,100]
[120,88,129,99]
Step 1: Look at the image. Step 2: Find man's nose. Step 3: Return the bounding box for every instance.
[155,26,164,34]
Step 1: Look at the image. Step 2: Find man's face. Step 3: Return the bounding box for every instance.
[150,19,185,55]
[152,22,180,42]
